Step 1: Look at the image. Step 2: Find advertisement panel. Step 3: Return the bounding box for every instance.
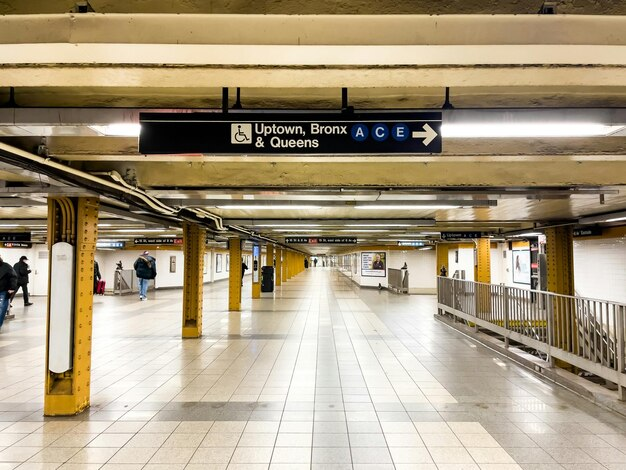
[361,252,387,277]
[512,249,531,285]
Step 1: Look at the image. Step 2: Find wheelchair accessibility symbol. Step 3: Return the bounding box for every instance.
[231,123,252,144]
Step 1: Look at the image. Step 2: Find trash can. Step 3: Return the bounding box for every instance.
[261,266,274,292]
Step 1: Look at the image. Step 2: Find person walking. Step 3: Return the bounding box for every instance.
[13,256,33,306]
[134,251,156,301]
[94,260,102,294]
[241,258,248,286]
[0,255,17,329]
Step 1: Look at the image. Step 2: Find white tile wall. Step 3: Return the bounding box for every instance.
[574,236,626,304]
[447,247,475,281]
[387,249,437,293]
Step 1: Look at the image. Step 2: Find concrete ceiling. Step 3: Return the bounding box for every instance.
[0,12,625,253]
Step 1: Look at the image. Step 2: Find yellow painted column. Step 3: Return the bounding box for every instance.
[545,227,574,296]
[44,197,98,416]
[436,243,449,276]
[228,238,242,311]
[475,238,491,283]
[252,244,261,298]
[266,244,274,268]
[475,238,492,319]
[275,248,282,286]
[285,251,292,280]
[182,223,205,338]
[545,227,576,353]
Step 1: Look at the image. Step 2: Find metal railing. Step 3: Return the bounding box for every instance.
[388,268,409,294]
[114,269,155,295]
[437,277,626,399]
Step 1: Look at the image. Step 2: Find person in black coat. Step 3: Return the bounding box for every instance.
[0,255,17,328]
[134,251,157,300]
[13,256,33,306]
[94,260,102,294]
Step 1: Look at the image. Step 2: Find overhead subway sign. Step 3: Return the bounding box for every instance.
[139,112,442,155]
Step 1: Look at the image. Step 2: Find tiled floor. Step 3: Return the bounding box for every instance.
[0,267,625,469]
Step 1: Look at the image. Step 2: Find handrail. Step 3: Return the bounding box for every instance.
[437,276,626,400]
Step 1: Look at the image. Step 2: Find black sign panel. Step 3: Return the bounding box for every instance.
[0,232,31,242]
[1,242,32,248]
[573,227,602,237]
[286,237,357,244]
[134,238,183,245]
[139,112,442,155]
[440,232,483,240]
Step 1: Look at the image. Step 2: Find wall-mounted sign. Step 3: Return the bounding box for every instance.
[512,249,531,285]
[0,232,31,242]
[361,252,387,277]
[134,238,183,245]
[1,242,32,248]
[440,232,483,240]
[139,112,442,155]
[97,241,125,249]
[573,227,602,237]
[397,241,425,247]
[286,237,357,244]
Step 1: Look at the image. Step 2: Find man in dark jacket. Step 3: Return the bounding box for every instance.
[134,251,156,301]
[0,254,17,329]
[13,256,33,306]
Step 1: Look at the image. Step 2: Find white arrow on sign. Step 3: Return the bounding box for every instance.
[411,123,438,146]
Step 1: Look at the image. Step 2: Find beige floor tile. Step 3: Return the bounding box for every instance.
[174,421,214,433]
[86,434,133,448]
[147,447,195,464]
[389,447,433,464]
[49,434,98,448]
[237,433,276,447]
[0,446,41,462]
[271,446,312,464]
[188,447,234,464]
[66,447,119,464]
[230,446,273,464]
[108,447,157,464]
[467,447,516,464]
[428,446,475,464]
[161,433,204,448]
[200,433,241,447]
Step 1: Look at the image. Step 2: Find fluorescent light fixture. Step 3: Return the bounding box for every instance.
[356,204,460,210]
[345,224,411,227]
[90,123,141,137]
[97,223,114,227]
[217,205,322,210]
[442,123,624,138]
[0,224,19,228]
[511,232,543,237]
[579,210,626,225]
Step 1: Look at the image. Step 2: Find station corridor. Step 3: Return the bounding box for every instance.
[0,269,623,469]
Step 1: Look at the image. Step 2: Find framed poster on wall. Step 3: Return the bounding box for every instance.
[512,249,531,284]
[361,252,386,277]
[216,253,223,273]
